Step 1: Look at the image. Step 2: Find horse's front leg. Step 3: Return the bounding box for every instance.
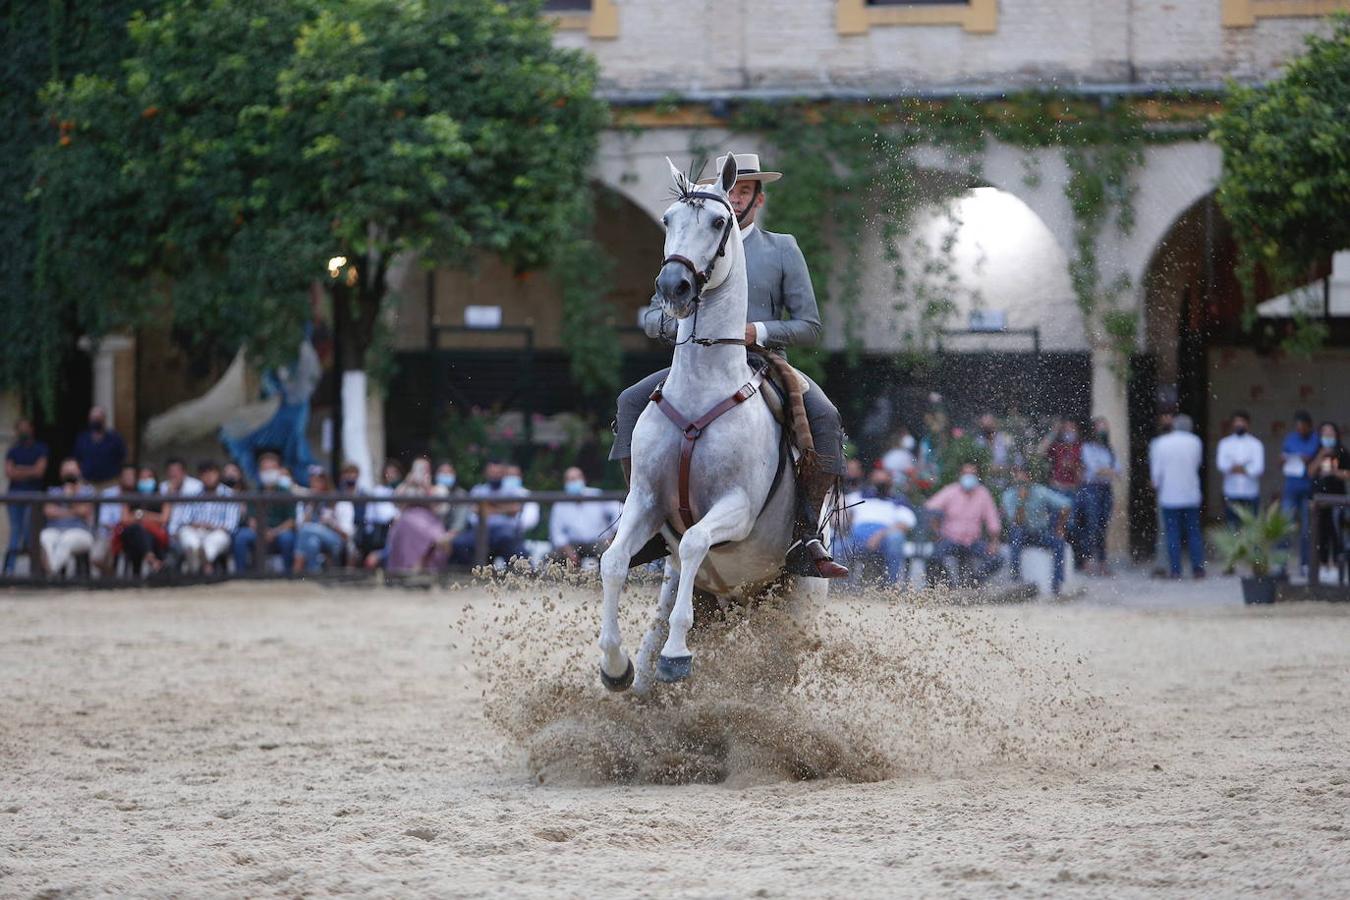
[632,557,678,695]
[658,495,754,683]
[596,497,665,692]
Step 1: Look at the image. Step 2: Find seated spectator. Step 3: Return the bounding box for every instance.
[232,451,296,572]
[436,462,471,539]
[450,461,534,565]
[176,461,239,575]
[293,467,355,574]
[843,456,866,495]
[4,417,49,576]
[358,460,403,569]
[841,466,917,585]
[549,467,621,568]
[385,457,451,574]
[1002,465,1072,596]
[923,462,1003,588]
[39,458,94,578]
[220,461,246,492]
[880,429,917,487]
[160,456,205,568]
[111,466,170,577]
[93,464,138,574]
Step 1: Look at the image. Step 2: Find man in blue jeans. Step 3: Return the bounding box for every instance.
[1002,465,1073,595]
[1280,410,1320,574]
[4,419,49,574]
[1150,413,1205,578]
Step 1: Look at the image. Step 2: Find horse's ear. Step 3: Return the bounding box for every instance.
[666,157,691,195]
[718,152,738,193]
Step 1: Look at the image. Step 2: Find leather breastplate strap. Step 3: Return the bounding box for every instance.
[650,366,768,531]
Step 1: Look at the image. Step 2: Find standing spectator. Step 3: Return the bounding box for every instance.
[923,462,1003,587]
[111,466,170,577]
[1040,418,1083,557]
[548,467,621,568]
[4,417,48,575]
[1281,410,1321,575]
[841,466,917,586]
[975,413,1016,490]
[1149,407,1177,577]
[1002,465,1072,595]
[176,462,239,574]
[293,467,354,573]
[450,461,532,565]
[232,451,296,572]
[39,459,94,578]
[1079,416,1123,575]
[93,463,138,574]
[1216,410,1265,528]
[1150,413,1205,579]
[385,458,451,574]
[879,428,917,487]
[72,406,126,488]
[1310,421,1349,582]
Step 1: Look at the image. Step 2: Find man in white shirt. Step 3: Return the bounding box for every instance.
[1215,410,1264,529]
[1149,413,1205,578]
[549,467,622,567]
[841,467,918,585]
[451,461,535,564]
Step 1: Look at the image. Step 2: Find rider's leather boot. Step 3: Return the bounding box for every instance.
[620,458,671,568]
[789,467,849,579]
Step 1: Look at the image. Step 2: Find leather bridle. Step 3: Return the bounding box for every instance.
[660,190,736,304]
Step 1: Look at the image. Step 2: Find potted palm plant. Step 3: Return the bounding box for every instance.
[1209,503,1295,604]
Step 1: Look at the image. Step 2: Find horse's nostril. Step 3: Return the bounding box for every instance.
[676,280,690,296]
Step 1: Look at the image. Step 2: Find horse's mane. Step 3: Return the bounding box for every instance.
[666,158,713,203]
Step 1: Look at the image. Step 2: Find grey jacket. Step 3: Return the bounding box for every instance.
[641,226,824,349]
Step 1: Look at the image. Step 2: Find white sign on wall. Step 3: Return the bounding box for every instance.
[465,305,503,329]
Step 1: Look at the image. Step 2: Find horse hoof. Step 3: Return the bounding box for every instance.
[656,654,693,683]
[599,659,635,692]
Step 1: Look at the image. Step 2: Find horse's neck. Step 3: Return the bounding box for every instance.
[667,252,751,401]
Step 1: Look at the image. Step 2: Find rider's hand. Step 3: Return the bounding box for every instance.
[744,323,756,345]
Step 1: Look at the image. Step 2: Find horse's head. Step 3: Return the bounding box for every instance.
[654,153,740,319]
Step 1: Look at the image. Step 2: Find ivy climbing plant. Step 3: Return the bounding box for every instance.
[680,92,1203,377]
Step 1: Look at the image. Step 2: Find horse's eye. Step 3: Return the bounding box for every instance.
[712,217,726,229]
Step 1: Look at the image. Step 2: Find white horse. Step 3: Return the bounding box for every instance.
[597,154,828,692]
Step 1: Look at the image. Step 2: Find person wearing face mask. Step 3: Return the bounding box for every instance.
[386,457,451,575]
[1309,421,1349,582]
[1216,410,1265,530]
[232,452,296,573]
[38,458,95,579]
[111,465,170,577]
[548,467,622,568]
[451,461,533,566]
[4,417,48,575]
[433,462,471,539]
[1079,416,1124,575]
[1002,465,1073,595]
[92,464,138,574]
[72,406,127,489]
[880,428,918,488]
[923,462,1003,588]
[357,460,403,569]
[840,466,917,585]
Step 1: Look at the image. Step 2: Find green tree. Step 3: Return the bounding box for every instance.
[1212,14,1350,301]
[32,0,606,474]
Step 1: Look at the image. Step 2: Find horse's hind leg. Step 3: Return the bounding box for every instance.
[597,501,664,692]
[658,496,753,683]
[632,559,678,694]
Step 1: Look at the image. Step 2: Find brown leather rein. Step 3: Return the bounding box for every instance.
[650,362,769,531]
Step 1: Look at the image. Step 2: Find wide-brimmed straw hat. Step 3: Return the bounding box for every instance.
[697,152,782,185]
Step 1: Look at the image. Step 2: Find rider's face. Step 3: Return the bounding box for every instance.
[728,180,762,223]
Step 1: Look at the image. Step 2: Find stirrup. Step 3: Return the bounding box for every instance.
[786,537,849,579]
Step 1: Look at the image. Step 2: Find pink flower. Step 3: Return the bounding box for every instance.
[951,427,965,439]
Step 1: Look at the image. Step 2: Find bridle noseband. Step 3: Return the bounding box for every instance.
[661,190,736,304]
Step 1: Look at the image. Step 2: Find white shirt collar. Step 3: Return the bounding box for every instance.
[740,222,757,238]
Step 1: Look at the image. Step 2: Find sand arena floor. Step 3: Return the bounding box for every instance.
[2,575,1348,898]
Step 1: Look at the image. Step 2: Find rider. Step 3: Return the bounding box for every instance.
[610,153,848,579]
